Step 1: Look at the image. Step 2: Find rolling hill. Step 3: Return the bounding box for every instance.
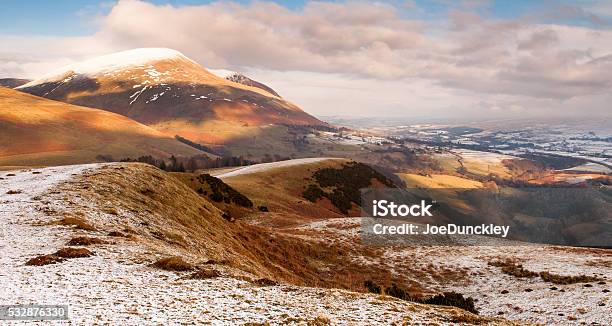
[0,87,205,166]
[16,48,327,156]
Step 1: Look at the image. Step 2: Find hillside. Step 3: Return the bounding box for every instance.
[0,163,518,325]
[0,87,204,166]
[194,160,611,325]
[212,158,398,224]
[16,48,327,155]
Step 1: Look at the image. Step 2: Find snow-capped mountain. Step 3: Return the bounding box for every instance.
[209,69,281,97]
[17,48,325,146]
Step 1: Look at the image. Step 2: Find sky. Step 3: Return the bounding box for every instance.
[1,0,612,120]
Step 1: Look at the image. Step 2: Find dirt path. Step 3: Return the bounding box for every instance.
[215,158,341,178]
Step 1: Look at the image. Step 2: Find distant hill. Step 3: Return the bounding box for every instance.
[0,78,30,88]
[0,87,205,166]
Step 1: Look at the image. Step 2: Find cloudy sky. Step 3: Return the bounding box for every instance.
[1,0,612,120]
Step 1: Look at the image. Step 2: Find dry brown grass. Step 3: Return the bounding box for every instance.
[25,254,64,266]
[24,247,93,266]
[232,224,428,294]
[585,259,612,268]
[67,236,107,246]
[307,315,331,326]
[68,163,433,295]
[53,215,96,231]
[539,271,603,285]
[488,259,538,278]
[253,278,279,286]
[188,269,221,279]
[54,247,94,258]
[152,256,194,272]
[490,259,603,285]
[220,159,351,225]
[445,309,491,325]
[107,231,130,238]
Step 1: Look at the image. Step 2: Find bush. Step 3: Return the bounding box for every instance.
[302,162,396,214]
[222,211,232,221]
[364,280,381,294]
[423,292,478,314]
[152,256,194,271]
[488,259,538,278]
[67,236,107,246]
[303,185,324,202]
[107,231,129,237]
[197,174,253,208]
[364,280,478,314]
[384,283,411,301]
[54,247,94,258]
[25,254,63,266]
[539,271,602,285]
[209,192,224,202]
[188,269,221,279]
[253,278,278,286]
[54,216,96,231]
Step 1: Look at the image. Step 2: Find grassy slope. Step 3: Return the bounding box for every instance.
[218,159,354,226]
[0,87,204,166]
[72,163,434,293]
[398,173,483,189]
[46,162,511,324]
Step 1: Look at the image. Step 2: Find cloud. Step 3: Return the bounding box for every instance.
[1,0,611,119]
[87,0,612,100]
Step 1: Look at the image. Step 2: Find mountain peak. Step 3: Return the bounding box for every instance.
[19,48,193,89]
[17,48,324,136]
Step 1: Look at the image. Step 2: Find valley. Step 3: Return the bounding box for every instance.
[0,47,610,325]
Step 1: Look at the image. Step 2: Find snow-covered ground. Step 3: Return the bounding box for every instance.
[216,158,342,178]
[294,218,612,325]
[563,162,611,174]
[0,164,500,325]
[452,149,519,164]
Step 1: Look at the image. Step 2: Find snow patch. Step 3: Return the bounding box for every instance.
[129,86,149,105]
